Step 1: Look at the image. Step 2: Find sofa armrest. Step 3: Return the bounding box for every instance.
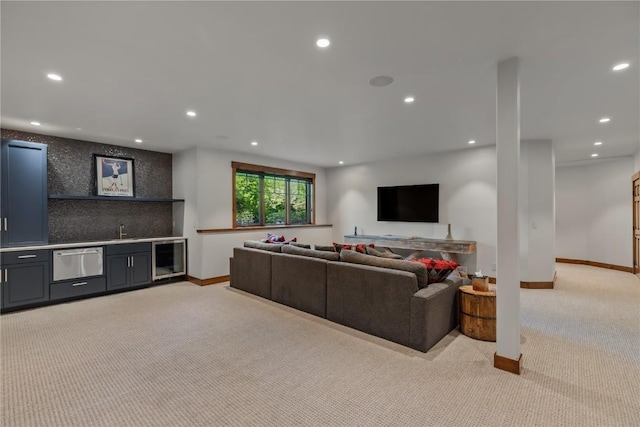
[327,262,418,347]
[409,281,461,352]
[230,247,272,299]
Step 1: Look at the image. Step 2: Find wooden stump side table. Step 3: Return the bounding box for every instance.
[459,285,496,342]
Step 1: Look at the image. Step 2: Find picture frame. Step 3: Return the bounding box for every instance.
[94,154,135,197]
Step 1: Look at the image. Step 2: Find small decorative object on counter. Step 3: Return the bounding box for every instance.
[354,226,358,236]
[472,272,489,292]
[445,223,454,240]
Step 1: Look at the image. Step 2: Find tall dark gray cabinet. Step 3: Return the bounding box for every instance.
[0,139,48,247]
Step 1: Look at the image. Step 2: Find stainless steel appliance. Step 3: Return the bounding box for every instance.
[53,247,104,281]
[152,239,186,280]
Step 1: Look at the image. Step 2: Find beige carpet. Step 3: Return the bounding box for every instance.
[1,263,639,426]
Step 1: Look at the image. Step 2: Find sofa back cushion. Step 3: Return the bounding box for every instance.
[314,244,336,252]
[339,250,429,288]
[243,240,283,252]
[365,246,404,259]
[282,244,340,261]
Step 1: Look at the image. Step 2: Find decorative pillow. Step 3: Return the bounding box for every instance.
[339,250,429,288]
[411,258,459,284]
[333,242,374,254]
[266,233,298,244]
[314,244,337,252]
[281,244,340,261]
[365,246,404,260]
[267,233,286,242]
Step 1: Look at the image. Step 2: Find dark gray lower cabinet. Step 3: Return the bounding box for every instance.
[1,250,50,309]
[106,243,151,290]
[50,277,106,301]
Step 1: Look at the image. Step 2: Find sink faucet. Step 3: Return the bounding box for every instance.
[119,224,127,240]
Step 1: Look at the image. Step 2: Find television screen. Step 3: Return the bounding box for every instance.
[377,184,439,223]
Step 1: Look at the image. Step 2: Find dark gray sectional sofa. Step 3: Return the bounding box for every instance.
[229,241,468,352]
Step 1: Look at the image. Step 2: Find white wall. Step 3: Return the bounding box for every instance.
[556,157,633,267]
[634,149,640,172]
[519,140,556,282]
[172,147,203,278]
[327,146,497,274]
[173,146,332,279]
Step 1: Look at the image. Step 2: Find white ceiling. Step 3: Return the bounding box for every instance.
[1,1,638,167]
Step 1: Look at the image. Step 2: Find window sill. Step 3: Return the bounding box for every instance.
[197,224,332,234]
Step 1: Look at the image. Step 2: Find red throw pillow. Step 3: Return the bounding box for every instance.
[411,258,459,284]
[333,243,374,253]
[333,243,353,253]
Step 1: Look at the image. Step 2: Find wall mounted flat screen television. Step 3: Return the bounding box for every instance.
[377,184,439,223]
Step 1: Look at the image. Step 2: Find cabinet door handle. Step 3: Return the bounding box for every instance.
[17,255,37,259]
[131,256,134,268]
[3,218,6,232]
[72,282,88,287]
[127,256,131,267]
[4,269,7,283]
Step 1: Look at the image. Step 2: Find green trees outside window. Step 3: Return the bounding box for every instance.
[234,165,313,227]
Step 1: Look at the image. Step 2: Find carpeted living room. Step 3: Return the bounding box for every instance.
[2,264,638,425]
[1,1,639,426]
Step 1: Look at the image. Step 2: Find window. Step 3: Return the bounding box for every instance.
[232,162,315,227]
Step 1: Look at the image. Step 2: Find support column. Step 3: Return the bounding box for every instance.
[495,57,522,374]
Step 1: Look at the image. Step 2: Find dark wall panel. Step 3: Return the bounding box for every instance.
[1,129,174,243]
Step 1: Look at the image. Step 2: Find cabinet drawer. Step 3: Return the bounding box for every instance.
[106,242,151,255]
[49,277,106,301]
[2,249,50,265]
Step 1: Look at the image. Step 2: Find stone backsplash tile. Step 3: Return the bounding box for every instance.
[49,200,173,243]
[2,128,176,243]
[1,128,172,198]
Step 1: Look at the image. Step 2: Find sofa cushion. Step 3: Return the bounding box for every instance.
[290,242,311,249]
[365,246,404,259]
[411,258,459,284]
[281,244,340,261]
[314,244,336,252]
[243,240,283,252]
[339,250,429,288]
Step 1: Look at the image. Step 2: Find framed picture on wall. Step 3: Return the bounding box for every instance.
[94,154,135,197]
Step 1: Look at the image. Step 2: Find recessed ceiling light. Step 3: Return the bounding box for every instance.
[186,111,197,117]
[404,96,415,103]
[468,140,476,144]
[599,117,610,123]
[135,139,143,143]
[594,141,603,146]
[251,141,258,146]
[339,161,344,165]
[369,76,394,87]
[30,121,41,126]
[612,62,630,71]
[47,73,62,81]
[316,38,330,48]
[75,127,82,131]
[591,153,599,157]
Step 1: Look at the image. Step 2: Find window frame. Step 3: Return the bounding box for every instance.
[232,161,316,228]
